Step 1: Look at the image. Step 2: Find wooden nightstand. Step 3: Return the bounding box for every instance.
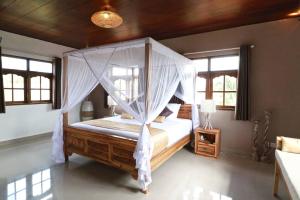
[194,127,221,158]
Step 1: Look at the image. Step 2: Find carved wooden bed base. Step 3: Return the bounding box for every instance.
[63,104,192,189]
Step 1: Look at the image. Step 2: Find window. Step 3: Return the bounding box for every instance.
[2,55,53,105]
[2,56,27,70]
[195,76,206,103]
[30,76,51,101]
[109,67,139,103]
[114,78,127,100]
[29,60,53,73]
[3,74,25,102]
[194,55,239,110]
[212,75,237,107]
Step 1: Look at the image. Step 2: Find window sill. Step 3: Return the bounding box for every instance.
[216,106,235,111]
[5,102,52,106]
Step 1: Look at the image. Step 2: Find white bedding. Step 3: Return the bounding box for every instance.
[275,150,300,200]
[71,116,192,147]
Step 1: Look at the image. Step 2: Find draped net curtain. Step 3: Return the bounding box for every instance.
[52,38,199,190]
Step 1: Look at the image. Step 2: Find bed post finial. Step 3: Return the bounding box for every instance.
[276,136,283,150]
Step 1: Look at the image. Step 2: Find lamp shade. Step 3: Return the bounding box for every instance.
[91,9,123,28]
[201,99,216,113]
[107,95,117,106]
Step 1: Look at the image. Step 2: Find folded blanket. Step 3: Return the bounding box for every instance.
[81,119,169,157]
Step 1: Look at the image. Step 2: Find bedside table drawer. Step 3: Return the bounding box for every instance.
[197,144,215,154]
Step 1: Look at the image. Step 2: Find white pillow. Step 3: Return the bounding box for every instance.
[282,137,300,154]
[167,103,181,119]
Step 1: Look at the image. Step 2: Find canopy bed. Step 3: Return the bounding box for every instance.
[52,38,199,193]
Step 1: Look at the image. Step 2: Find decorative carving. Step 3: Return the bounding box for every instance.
[251,120,260,161]
[260,111,272,162]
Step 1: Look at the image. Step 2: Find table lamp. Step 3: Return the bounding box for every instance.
[201,99,216,129]
[107,95,117,116]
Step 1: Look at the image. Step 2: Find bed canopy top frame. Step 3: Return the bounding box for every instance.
[52,37,199,192]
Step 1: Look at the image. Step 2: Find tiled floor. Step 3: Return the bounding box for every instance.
[0,137,289,200]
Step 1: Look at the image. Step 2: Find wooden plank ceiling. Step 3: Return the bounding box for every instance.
[0,0,299,48]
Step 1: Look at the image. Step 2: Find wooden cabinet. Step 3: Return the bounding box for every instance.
[194,127,221,158]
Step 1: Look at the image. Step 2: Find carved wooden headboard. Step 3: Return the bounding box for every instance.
[178,104,192,120]
[169,96,192,120]
[169,96,185,104]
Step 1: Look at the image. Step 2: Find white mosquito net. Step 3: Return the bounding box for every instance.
[52,38,199,190]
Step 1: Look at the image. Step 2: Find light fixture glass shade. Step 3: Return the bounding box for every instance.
[201,99,216,113]
[288,9,300,16]
[91,10,123,28]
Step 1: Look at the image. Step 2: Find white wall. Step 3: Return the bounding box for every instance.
[0,30,80,142]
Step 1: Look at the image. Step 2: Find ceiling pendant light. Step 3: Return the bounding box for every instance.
[91,5,123,28]
[288,9,300,17]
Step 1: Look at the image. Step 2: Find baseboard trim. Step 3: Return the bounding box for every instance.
[0,132,52,148]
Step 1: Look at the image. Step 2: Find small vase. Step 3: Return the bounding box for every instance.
[81,101,94,121]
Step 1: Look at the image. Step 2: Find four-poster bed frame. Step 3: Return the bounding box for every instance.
[62,42,193,192]
[63,105,192,179]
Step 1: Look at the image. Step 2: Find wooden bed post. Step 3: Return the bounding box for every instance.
[145,40,152,122]
[63,56,69,162]
[273,136,282,196]
[273,161,280,196]
[140,40,152,194]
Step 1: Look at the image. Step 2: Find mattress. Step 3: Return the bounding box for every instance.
[71,116,193,147]
[275,150,300,200]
